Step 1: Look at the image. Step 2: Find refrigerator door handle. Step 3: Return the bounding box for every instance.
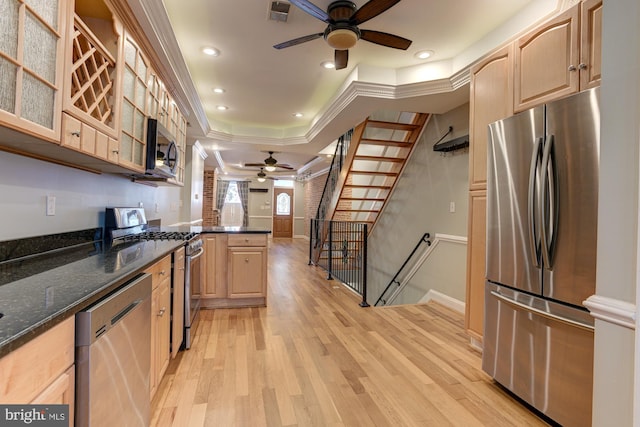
[528,137,543,268]
[540,135,558,269]
[490,290,594,331]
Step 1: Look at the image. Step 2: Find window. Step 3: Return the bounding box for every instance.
[224,182,241,203]
[276,192,291,215]
[273,179,294,188]
[221,182,244,226]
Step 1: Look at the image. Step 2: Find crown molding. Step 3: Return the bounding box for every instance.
[125,0,210,137]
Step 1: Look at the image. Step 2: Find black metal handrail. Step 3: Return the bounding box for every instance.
[309,219,369,307]
[315,129,353,222]
[374,232,431,306]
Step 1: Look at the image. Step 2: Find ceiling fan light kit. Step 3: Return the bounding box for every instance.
[325,28,359,49]
[274,0,411,70]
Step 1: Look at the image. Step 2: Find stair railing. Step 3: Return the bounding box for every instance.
[374,232,431,306]
[315,129,353,223]
[309,218,369,307]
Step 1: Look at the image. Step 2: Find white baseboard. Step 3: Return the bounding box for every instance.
[469,337,483,352]
[419,289,465,314]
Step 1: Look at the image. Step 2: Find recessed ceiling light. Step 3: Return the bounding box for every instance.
[202,47,220,56]
[321,61,335,69]
[293,112,303,118]
[414,50,434,60]
[216,105,228,111]
[213,87,225,94]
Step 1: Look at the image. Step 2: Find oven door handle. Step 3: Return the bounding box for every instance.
[189,247,204,260]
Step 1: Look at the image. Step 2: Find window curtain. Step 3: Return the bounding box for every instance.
[216,180,230,211]
[236,181,249,226]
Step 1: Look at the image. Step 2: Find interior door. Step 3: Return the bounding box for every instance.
[273,188,293,238]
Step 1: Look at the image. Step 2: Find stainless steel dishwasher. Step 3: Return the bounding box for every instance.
[75,273,152,427]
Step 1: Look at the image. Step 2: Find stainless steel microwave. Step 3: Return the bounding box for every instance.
[145,118,178,179]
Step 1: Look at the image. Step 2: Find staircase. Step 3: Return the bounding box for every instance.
[311,111,430,268]
[329,111,430,229]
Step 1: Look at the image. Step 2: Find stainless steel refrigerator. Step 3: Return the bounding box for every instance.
[482,87,599,427]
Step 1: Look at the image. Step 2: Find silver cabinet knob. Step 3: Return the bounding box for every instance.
[71,131,81,137]
[158,308,166,316]
[568,65,577,71]
[579,63,587,70]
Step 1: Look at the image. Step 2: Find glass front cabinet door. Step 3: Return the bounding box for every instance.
[0,0,67,142]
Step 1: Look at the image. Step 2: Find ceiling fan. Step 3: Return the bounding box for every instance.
[274,0,412,70]
[245,151,294,171]
[256,168,278,182]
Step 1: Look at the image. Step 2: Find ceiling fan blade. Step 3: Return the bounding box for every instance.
[244,163,267,167]
[360,30,412,50]
[335,49,348,70]
[289,0,330,23]
[352,0,402,25]
[276,164,294,170]
[274,33,323,49]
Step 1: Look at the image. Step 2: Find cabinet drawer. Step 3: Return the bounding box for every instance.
[0,317,75,403]
[146,255,172,287]
[228,234,267,247]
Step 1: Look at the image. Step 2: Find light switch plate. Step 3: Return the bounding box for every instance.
[46,196,56,216]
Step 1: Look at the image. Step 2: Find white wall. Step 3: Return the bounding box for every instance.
[247,179,305,234]
[0,150,188,240]
[591,1,640,425]
[367,103,470,306]
[293,180,305,237]
[181,144,205,224]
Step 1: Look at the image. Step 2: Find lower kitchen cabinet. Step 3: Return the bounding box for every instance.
[228,246,267,299]
[465,190,487,346]
[0,317,75,414]
[171,246,185,358]
[148,254,171,399]
[200,233,268,308]
[201,234,228,299]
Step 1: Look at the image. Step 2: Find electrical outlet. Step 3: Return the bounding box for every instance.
[46,196,56,216]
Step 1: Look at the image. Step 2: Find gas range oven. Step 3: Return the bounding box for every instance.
[105,207,203,349]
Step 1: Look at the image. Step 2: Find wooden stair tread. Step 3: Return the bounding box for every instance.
[340,197,386,202]
[359,139,413,148]
[365,120,421,131]
[349,170,399,176]
[354,155,406,163]
[334,209,381,213]
[344,184,392,189]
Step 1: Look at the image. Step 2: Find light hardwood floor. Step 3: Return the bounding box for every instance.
[151,238,549,427]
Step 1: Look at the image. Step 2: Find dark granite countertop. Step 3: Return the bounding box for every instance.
[0,239,184,358]
[0,226,271,358]
[161,225,272,234]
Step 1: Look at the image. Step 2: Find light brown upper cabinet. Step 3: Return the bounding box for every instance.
[580,0,603,90]
[468,44,514,191]
[514,0,602,112]
[0,0,68,142]
[117,32,150,172]
[60,0,121,164]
